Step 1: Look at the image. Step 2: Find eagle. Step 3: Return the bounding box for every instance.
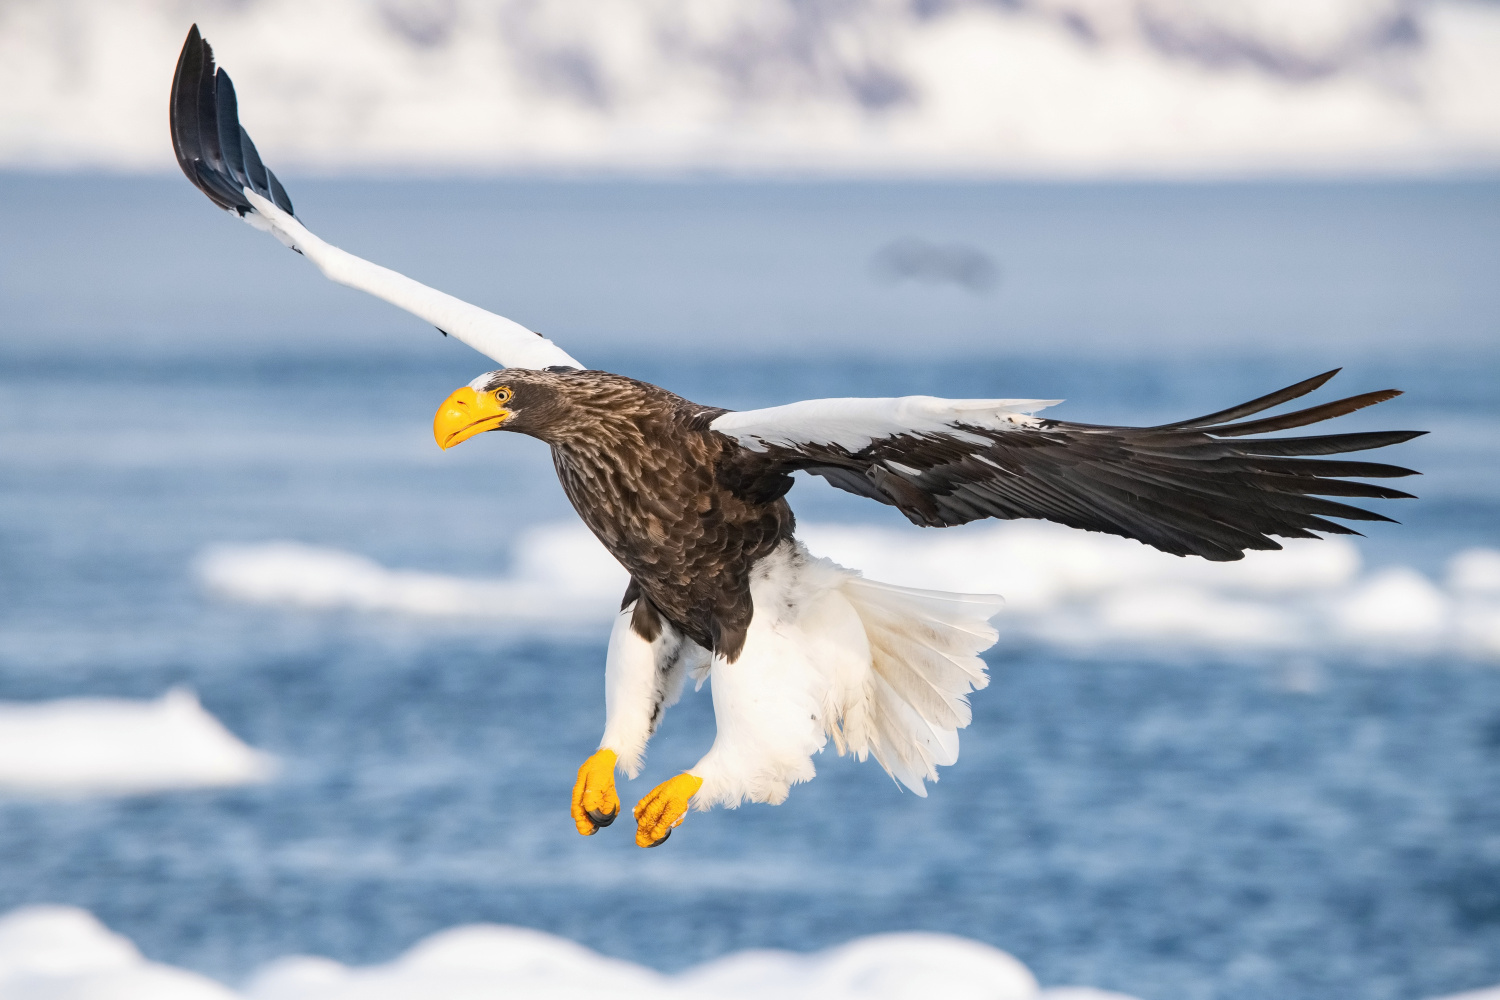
[169,26,1423,847]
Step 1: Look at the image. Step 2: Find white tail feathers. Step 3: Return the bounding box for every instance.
[832,577,1002,794]
[686,542,1002,810]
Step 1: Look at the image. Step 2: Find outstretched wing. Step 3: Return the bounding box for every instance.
[169,25,582,371]
[711,370,1424,562]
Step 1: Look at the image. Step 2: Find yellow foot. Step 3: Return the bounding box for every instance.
[633,773,703,848]
[571,748,620,836]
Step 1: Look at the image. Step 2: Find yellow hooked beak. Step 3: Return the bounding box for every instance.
[433,386,511,450]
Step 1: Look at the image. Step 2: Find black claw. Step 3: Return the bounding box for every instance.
[586,807,617,829]
[643,828,671,848]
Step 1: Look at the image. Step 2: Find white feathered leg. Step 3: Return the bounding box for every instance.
[573,597,705,837]
[601,601,701,777]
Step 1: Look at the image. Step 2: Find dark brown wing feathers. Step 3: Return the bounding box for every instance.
[738,373,1422,562]
[1198,390,1403,437]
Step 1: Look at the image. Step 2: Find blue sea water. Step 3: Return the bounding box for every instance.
[1,174,1499,1000]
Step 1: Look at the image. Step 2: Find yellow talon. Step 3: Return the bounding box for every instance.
[633,772,703,848]
[571,748,620,836]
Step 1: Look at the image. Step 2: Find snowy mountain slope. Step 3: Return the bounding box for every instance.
[2,1,1498,174]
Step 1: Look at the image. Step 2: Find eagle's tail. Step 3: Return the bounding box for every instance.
[685,542,1001,809]
[832,576,1002,794]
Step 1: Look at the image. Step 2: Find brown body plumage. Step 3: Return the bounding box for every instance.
[477,369,792,660]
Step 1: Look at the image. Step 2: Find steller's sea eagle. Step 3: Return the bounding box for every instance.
[170,26,1423,847]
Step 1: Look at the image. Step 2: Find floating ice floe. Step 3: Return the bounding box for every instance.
[800,522,1500,660]
[198,525,626,626]
[0,904,1142,1000]
[0,689,276,795]
[198,522,1500,661]
[0,906,237,999]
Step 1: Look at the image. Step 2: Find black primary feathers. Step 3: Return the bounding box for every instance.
[747,370,1425,562]
[170,25,294,218]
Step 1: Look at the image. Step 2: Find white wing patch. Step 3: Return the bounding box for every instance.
[241,190,583,371]
[709,395,1062,453]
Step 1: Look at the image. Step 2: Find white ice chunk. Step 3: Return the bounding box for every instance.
[1097,586,1299,646]
[0,690,275,795]
[798,522,1360,612]
[1427,987,1500,1000]
[0,906,238,999]
[197,520,1500,661]
[1334,567,1449,642]
[1449,549,1500,595]
[196,533,627,624]
[0,904,1160,999]
[674,934,1039,999]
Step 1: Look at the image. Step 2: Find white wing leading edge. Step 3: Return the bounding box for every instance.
[710,396,1063,454]
[169,25,582,372]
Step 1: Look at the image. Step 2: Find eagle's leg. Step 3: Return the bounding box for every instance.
[574,590,696,837]
[633,772,703,847]
[571,748,619,835]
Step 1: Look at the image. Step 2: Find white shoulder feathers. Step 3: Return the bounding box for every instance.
[709,396,1063,453]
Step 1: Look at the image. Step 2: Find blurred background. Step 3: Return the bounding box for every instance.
[2,2,1499,999]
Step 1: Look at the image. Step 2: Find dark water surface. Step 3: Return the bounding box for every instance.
[1,175,1499,999]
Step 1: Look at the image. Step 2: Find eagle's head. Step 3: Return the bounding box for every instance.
[433,368,657,449]
[431,369,574,448]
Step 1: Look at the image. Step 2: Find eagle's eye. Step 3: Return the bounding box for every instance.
[493,387,513,405]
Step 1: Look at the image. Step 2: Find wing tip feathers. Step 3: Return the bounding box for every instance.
[171,24,294,220]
